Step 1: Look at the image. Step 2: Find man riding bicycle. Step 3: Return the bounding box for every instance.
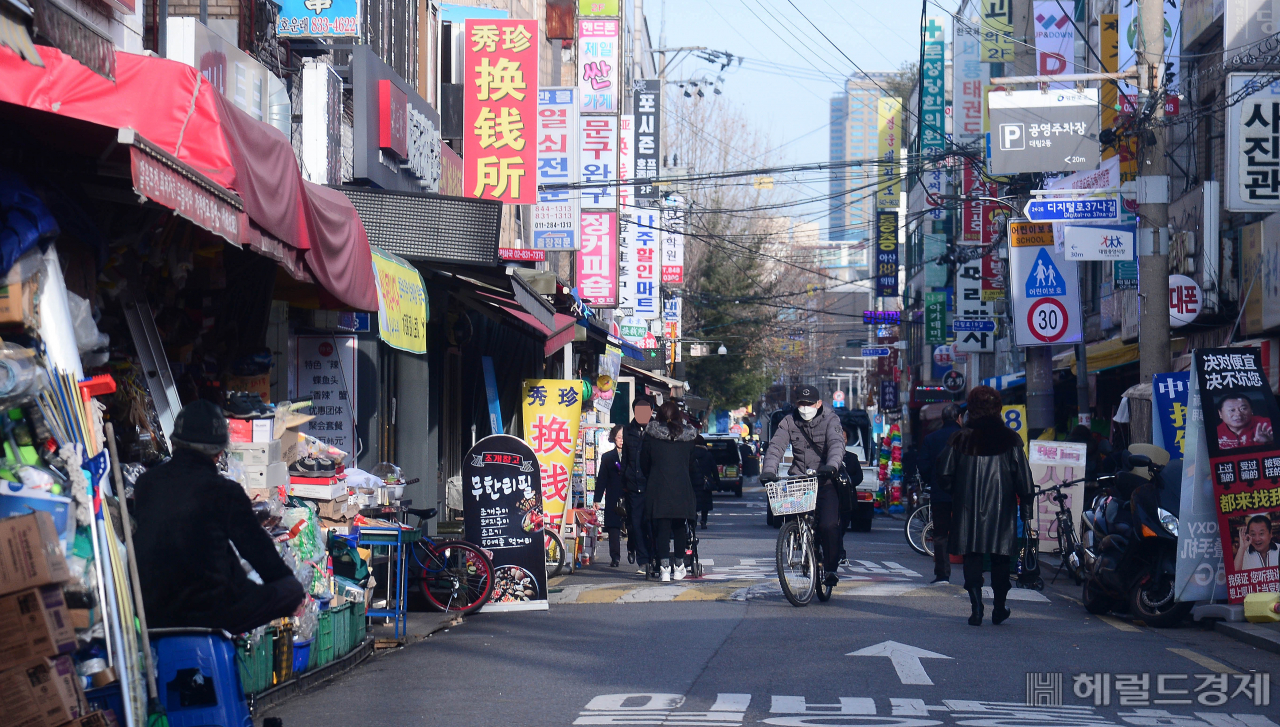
[760,384,846,589]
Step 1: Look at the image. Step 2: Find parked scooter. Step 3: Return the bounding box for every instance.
[1078,445,1191,627]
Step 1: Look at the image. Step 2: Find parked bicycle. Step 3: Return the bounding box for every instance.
[403,507,495,614]
[545,529,566,578]
[765,473,833,606]
[905,492,933,557]
[1034,476,1102,585]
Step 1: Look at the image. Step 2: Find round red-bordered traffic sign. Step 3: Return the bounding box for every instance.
[1027,298,1068,343]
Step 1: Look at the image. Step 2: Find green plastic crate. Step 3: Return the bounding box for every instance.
[332,603,350,658]
[235,628,275,696]
[309,609,334,669]
[350,602,366,651]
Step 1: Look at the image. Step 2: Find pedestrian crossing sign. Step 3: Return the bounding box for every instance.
[1025,248,1066,298]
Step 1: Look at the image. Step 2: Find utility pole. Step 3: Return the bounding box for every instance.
[1137,0,1171,385]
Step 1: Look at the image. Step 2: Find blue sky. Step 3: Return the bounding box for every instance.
[655,0,928,228]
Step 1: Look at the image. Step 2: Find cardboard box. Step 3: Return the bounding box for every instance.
[318,517,352,534]
[68,608,92,631]
[227,439,282,466]
[0,586,74,662]
[0,268,37,326]
[0,512,70,597]
[313,494,357,520]
[242,462,288,490]
[287,481,346,500]
[0,655,88,727]
[252,419,274,442]
[244,487,284,503]
[228,418,253,444]
[224,373,270,403]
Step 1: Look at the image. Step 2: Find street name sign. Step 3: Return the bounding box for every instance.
[952,319,995,332]
[861,347,891,357]
[987,89,1100,175]
[1023,195,1120,223]
[1010,232,1082,347]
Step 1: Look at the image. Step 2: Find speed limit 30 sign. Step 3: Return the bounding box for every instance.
[1009,219,1082,347]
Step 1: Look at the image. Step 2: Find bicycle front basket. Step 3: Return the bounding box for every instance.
[765,476,819,515]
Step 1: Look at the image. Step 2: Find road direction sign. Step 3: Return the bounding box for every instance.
[861,347,891,357]
[987,88,1101,175]
[847,640,953,686]
[942,370,966,393]
[1010,236,1081,347]
[1023,195,1120,222]
[952,319,995,332]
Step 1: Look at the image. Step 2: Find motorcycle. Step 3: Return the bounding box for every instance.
[1078,449,1191,628]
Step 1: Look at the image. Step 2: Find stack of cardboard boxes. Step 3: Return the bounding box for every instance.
[228,418,288,496]
[0,512,119,727]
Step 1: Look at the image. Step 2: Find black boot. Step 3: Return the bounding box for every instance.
[992,588,1011,624]
[966,588,984,626]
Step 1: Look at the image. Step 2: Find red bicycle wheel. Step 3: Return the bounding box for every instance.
[420,540,494,615]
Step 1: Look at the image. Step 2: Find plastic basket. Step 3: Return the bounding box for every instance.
[765,476,819,516]
[292,639,312,675]
[350,601,367,650]
[310,609,335,669]
[332,603,351,658]
[235,628,275,695]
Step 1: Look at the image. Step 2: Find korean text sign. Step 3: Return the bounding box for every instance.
[661,196,685,285]
[295,335,357,453]
[577,212,618,307]
[464,19,539,204]
[1153,372,1191,460]
[1029,440,1088,544]
[876,211,899,297]
[371,248,427,354]
[1195,348,1280,602]
[628,210,660,319]
[953,20,989,138]
[534,88,579,249]
[876,98,903,209]
[522,379,583,528]
[461,434,549,612]
[579,19,620,113]
[579,115,617,210]
[277,0,359,37]
[920,18,947,157]
[1227,74,1280,212]
[633,80,661,203]
[980,0,1014,62]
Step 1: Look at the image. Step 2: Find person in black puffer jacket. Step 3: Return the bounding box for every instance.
[640,402,701,582]
[595,424,627,567]
[692,435,719,529]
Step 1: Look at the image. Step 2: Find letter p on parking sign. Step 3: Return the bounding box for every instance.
[1001,123,1025,150]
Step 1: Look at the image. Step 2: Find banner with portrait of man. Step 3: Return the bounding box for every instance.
[1195,348,1280,602]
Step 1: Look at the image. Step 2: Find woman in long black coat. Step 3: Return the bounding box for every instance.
[594,425,626,567]
[692,436,719,529]
[640,402,700,581]
[938,385,1033,626]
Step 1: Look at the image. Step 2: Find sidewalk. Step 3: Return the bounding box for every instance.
[1212,620,1280,656]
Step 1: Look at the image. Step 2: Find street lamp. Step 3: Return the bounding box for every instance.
[717,344,728,356]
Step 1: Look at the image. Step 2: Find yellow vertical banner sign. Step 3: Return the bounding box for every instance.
[1002,405,1029,453]
[876,97,903,209]
[1100,14,1118,162]
[522,379,582,528]
[371,248,428,354]
[979,0,1015,63]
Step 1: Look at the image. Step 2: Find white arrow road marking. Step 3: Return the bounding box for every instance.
[847,641,953,685]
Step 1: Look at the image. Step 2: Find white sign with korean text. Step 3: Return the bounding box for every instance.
[953,18,988,140]
[1063,224,1135,261]
[295,335,358,454]
[534,88,579,250]
[578,19,620,114]
[1227,74,1280,212]
[618,114,634,213]
[1029,440,1088,545]
[629,208,660,319]
[661,195,685,285]
[577,211,618,307]
[579,115,618,211]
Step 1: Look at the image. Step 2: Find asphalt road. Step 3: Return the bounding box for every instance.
[264,481,1280,726]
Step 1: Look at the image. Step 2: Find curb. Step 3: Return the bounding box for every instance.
[1212,621,1280,656]
[252,637,374,715]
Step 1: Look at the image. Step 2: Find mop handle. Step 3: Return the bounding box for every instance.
[105,423,159,700]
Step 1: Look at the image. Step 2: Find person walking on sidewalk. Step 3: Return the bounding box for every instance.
[640,401,700,582]
[836,427,863,565]
[622,395,656,574]
[692,435,719,529]
[918,403,963,583]
[937,386,1032,626]
[595,424,627,567]
[759,384,847,590]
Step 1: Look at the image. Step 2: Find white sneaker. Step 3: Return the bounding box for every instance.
[660,566,672,582]
[673,564,687,581]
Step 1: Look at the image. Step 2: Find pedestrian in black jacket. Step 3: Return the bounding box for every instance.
[836,427,863,563]
[692,436,719,528]
[621,394,655,573]
[640,402,701,581]
[134,401,305,634]
[938,386,1033,626]
[918,403,963,583]
[595,424,626,567]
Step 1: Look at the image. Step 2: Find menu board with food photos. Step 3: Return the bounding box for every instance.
[462,434,549,612]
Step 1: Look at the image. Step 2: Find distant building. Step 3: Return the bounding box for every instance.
[828,72,894,247]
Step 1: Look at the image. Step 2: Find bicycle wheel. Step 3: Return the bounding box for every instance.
[776,519,816,607]
[544,529,566,578]
[920,520,934,557]
[420,540,494,615]
[905,504,932,556]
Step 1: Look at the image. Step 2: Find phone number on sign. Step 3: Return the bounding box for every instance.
[278,15,359,36]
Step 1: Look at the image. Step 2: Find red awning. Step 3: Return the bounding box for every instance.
[0,45,377,311]
[474,292,576,357]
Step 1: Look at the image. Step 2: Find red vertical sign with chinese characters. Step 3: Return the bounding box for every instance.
[577,212,618,307]
[464,19,539,204]
[960,159,999,244]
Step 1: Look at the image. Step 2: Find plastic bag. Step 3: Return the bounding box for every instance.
[66,291,109,367]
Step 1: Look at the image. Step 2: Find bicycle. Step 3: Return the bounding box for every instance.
[905,493,933,557]
[1034,478,1089,584]
[765,474,833,606]
[402,507,495,614]
[544,529,567,578]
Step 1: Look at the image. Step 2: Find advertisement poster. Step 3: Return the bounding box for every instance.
[634,80,661,203]
[522,379,583,529]
[294,335,358,453]
[463,19,539,204]
[579,19,620,113]
[1195,348,1280,601]
[461,434,549,612]
[1029,440,1088,544]
[1153,372,1191,460]
[371,248,427,354]
[629,208,660,319]
[661,196,685,284]
[1176,363,1229,602]
[533,87,579,250]
[576,211,618,307]
[1032,0,1075,81]
[579,115,618,210]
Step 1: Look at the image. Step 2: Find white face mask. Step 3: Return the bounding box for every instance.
[797,405,818,421]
